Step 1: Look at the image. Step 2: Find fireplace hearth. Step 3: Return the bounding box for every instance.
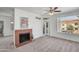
[15,29,32,47]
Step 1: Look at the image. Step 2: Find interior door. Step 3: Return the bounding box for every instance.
[43,21,49,35]
[0,21,3,36]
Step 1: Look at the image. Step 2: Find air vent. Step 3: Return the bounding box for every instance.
[43,18,49,20]
[35,17,41,20]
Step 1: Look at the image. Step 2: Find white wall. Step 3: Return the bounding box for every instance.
[14,8,43,39]
[0,8,14,36]
[0,15,13,36]
[49,9,79,42]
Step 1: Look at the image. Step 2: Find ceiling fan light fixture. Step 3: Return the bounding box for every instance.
[49,12,54,16]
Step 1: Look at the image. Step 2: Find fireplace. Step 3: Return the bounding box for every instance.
[15,29,32,47]
[19,33,30,43]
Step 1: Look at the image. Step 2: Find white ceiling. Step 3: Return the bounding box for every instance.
[0,7,14,15]
[0,7,79,17]
[18,7,79,15]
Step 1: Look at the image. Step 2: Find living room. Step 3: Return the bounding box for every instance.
[0,7,79,52]
[1,0,79,59]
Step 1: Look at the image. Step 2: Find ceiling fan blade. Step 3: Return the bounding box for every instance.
[54,7,58,10]
[54,10,61,12]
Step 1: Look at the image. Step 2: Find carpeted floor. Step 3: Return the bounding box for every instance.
[0,36,79,52]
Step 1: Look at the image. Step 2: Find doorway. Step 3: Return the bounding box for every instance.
[0,21,3,37]
[43,21,49,35]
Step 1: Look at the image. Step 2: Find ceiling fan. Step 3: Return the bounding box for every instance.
[44,7,61,15]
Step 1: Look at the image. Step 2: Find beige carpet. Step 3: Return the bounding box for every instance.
[1,36,79,52]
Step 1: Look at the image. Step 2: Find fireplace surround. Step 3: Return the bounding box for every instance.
[15,29,32,47]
